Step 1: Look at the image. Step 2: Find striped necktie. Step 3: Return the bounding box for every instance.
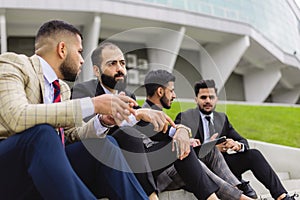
[52,80,65,145]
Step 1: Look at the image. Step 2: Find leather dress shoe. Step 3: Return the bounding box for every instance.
[282,193,299,200]
[237,180,258,199]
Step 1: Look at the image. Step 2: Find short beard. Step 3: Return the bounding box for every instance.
[59,58,78,82]
[101,73,127,92]
[198,104,214,115]
[160,94,171,109]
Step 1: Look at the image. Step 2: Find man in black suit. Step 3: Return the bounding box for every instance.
[175,79,297,200]
[72,42,169,200]
[72,43,221,200]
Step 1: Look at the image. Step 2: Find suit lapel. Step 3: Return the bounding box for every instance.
[95,82,106,96]
[212,111,225,138]
[192,108,205,142]
[30,55,45,102]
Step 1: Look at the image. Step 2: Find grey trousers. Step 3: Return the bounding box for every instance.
[157,147,243,200]
[201,147,241,186]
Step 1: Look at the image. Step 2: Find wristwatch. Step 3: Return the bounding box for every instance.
[175,124,192,138]
[98,114,115,128]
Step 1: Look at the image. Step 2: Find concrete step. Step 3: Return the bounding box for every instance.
[158,174,300,200]
[243,171,291,181]
[258,190,300,200]
[159,189,196,200]
[243,171,300,198]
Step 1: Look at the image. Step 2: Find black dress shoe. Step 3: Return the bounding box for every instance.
[237,180,258,199]
[282,193,299,200]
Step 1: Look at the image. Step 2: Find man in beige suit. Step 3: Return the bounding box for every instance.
[0,20,172,200]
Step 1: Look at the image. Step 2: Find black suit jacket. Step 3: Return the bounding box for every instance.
[137,100,172,142]
[174,107,249,150]
[71,79,136,122]
[71,79,98,99]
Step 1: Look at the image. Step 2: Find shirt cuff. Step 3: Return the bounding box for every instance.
[237,141,245,152]
[94,114,109,138]
[169,127,176,138]
[119,114,138,127]
[80,97,94,119]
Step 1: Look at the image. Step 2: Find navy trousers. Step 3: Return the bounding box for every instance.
[0,124,148,200]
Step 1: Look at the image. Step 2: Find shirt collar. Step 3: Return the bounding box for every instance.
[101,84,113,94]
[38,56,58,85]
[146,99,163,111]
[199,110,214,121]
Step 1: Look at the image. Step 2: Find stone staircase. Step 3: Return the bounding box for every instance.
[100,140,300,199]
[243,171,300,200]
[158,140,300,200]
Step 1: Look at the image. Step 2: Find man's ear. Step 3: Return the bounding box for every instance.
[57,41,66,59]
[93,65,100,77]
[157,87,164,97]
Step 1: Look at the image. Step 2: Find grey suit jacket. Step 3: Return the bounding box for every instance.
[0,53,97,142]
[175,108,249,149]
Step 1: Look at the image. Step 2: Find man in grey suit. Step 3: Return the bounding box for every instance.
[175,79,297,200]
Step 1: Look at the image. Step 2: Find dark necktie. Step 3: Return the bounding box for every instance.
[53,80,65,145]
[205,116,215,136]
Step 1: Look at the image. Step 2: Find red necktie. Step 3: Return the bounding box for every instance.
[52,80,65,146]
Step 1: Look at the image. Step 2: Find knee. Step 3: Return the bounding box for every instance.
[246,149,264,161]
[25,124,59,144]
[106,135,119,146]
[247,149,262,156]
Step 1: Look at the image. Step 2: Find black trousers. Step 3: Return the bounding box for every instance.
[113,126,219,200]
[112,127,157,196]
[223,149,287,199]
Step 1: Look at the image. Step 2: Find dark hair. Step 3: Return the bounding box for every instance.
[35,20,82,43]
[144,69,176,97]
[91,42,120,68]
[194,79,217,96]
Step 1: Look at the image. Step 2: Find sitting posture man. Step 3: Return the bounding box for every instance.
[0,20,156,200]
[175,79,297,200]
[73,42,174,200]
[142,70,257,200]
[72,42,220,200]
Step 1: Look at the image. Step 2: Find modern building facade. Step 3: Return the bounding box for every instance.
[1,0,300,104]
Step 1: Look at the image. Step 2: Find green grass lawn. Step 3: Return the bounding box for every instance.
[137,100,300,148]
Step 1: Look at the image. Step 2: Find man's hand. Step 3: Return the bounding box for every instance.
[172,127,191,160]
[190,138,201,147]
[216,138,241,153]
[135,108,175,133]
[99,114,116,127]
[92,94,137,125]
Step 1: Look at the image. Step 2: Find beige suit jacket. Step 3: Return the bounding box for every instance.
[0,52,97,142]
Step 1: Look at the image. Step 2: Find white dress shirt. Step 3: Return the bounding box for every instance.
[38,56,107,137]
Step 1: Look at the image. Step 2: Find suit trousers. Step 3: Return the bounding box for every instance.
[111,127,157,196]
[223,149,287,199]
[112,126,219,200]
[201,147,241,187]
[0,124,148,200]
[146,139,219,200]
[199,161,242,200]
